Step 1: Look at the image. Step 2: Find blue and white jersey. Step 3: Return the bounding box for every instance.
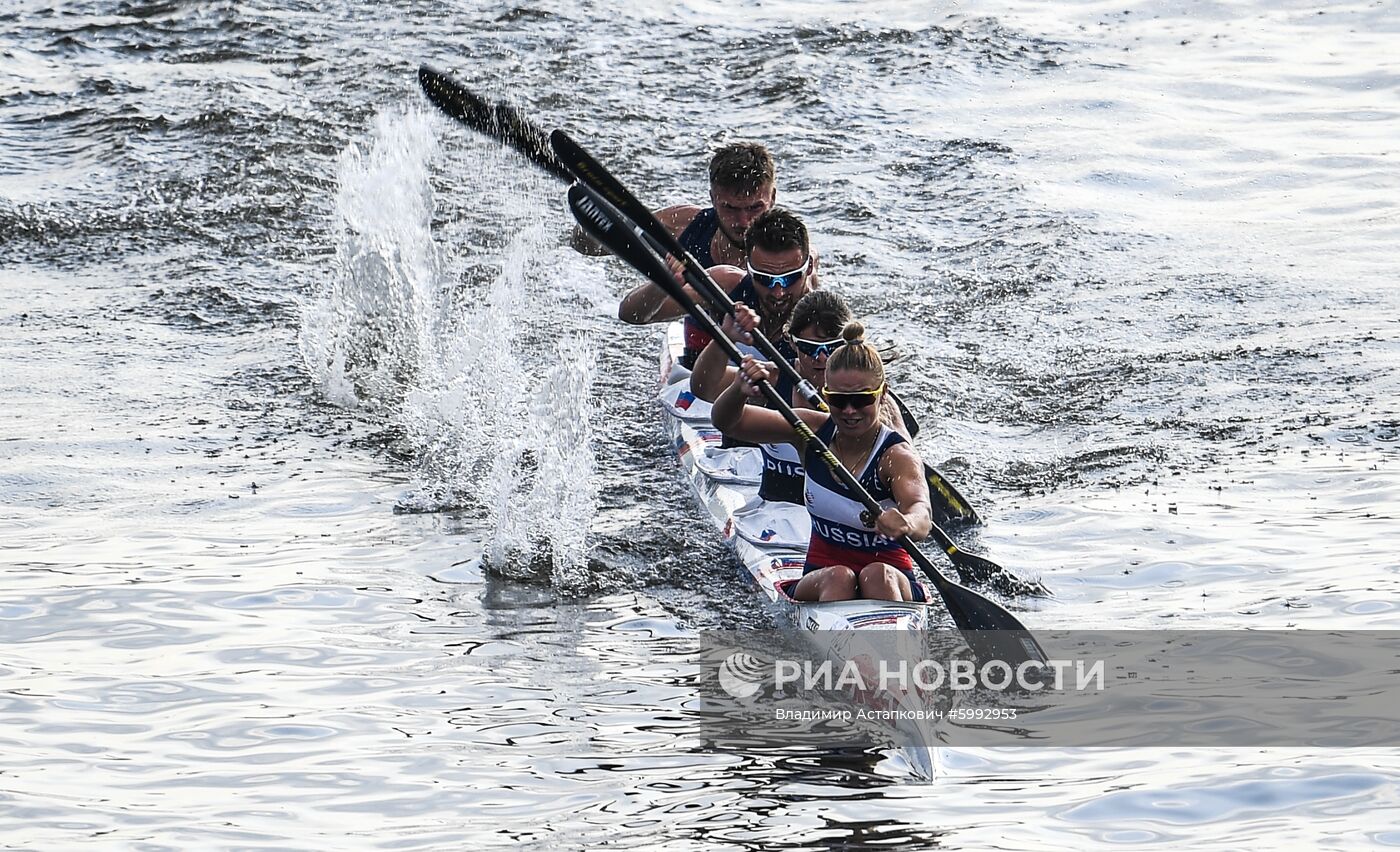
[801,419,912,567]
[758,439,804,504]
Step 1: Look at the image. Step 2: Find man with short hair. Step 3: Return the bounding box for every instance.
[620,207,818,370]
[661,142,776,270]
[686,208,819,396]
[577,142,776,271]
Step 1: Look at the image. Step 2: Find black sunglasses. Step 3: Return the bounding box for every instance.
[820,383,885,410]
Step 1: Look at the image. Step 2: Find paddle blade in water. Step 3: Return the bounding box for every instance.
[950,548,1052,598]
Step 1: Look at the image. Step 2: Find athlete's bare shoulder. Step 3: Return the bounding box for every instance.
[655,204,704,238]
[707,264,746,290]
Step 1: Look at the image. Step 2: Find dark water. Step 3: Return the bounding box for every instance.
[3,0,1398,847]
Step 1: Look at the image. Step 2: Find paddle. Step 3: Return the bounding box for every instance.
[569,181,1047,668]
[417,66,571,181]
[416,66,1047,595]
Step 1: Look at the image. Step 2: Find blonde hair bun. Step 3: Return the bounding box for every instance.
[828,320,884,385]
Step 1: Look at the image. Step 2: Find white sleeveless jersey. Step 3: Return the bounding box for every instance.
[802,421,907,556]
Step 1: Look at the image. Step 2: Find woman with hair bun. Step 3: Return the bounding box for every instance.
[710,320,933,602]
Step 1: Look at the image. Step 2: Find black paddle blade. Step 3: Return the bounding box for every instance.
[925,465,980,526]
[948,547,1052,599]
[964,629,1050,671]
[567,184,672,291]
[934,580,1048,666]
[417,65,572,182]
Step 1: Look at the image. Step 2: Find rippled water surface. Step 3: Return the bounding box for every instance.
[3,0,1398,847]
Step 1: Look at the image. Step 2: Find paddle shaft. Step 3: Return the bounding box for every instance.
[568,183,1047,663]
[550,130,826,411]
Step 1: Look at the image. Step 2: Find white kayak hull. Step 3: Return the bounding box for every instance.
[657,322,939,776]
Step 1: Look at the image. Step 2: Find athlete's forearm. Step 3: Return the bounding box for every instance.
[711,375,749,433]
[617,283,674,324]
[904,501,933,540]
[689,340,733,402]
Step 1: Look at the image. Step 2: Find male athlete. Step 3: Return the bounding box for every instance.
[620,207,817,370]
[578,142,776,273]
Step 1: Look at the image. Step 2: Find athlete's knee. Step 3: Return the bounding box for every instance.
[858,562,898,585]
[826,564,858,583]
[818,565,858,600]
[858,562,910,600]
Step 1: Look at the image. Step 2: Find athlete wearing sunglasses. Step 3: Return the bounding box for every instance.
[710,321,933,604]
[618,207,818,370]
[689,288,846,403]
[730,224,814,350]
[688,290,855,505]
[747,256,811,290]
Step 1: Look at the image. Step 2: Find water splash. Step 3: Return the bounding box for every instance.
[300,105,441,410]
[401,220,599,592]
[479,333,597,590]
[298,103,598,589]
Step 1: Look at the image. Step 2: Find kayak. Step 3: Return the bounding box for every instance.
[414,66,1045,770]
[657,321,940,776]
[658,321,934,625]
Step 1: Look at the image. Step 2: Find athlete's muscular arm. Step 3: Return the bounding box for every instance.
[712,355,824,445]
[876,443,933,542]
[618,279,700,324]
[689,301,759,402]
[618,255,695,324]
[617,260,743,326]
[653,204,699,237]
[689,339,735,403]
